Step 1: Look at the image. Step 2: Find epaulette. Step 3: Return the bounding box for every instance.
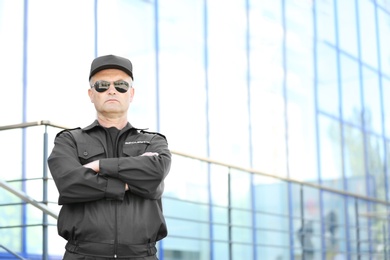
[140,130,167,140]
[55,127,81,138]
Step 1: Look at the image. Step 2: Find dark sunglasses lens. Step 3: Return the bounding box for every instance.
[113,81,129,93]
[94,81,110,92]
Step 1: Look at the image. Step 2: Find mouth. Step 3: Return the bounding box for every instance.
[106,98,119,102]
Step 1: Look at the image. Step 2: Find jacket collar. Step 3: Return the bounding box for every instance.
[83,120,146,132]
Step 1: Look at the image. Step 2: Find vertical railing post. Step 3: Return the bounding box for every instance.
[383,223,388,260]
[42,125,49,260]
[228,168,232,260]
[300,184,305,260]
[355,199,360,260]
[207,162,214,260]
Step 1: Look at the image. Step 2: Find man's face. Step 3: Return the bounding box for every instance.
[88,69,134,118]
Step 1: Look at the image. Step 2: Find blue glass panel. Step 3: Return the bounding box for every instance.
[316,0,336,45]
[318,115,344,190]
[343,126,365,189]
[358,0,379,68]
[377,8,390,76]
[336,0,358,57]
[248,0,287,176]
[284,1,317,180]
[230,170,252,209]
[254,178,289,216]
[212,223,228,242]
[322,192,348,255]
[317,42,339,115]
[362,68,382,134]
[0,205,22,251]
[232,244,253,260]
[162,237,207,260]
[366,135,386,200]
[207,0,250,166]
[157,0,207,155]
[212,242,229,260]
[383,79,390,137]
[165,218,209,241]
[340,55,362,126]
[0,0,24,125]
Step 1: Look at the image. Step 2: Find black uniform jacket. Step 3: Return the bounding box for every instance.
[47,120,171,258]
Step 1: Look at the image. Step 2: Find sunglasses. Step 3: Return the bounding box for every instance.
[91,80,131,93]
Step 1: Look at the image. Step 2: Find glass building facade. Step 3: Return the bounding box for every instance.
[1,0,390,259]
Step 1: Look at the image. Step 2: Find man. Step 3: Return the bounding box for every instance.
[48,54,171,260]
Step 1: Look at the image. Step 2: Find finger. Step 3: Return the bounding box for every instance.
[141,152,159,156]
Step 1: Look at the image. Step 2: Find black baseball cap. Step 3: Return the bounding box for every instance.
[89,54,133,80]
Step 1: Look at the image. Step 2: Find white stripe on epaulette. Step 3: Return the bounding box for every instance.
[125,141,150,144]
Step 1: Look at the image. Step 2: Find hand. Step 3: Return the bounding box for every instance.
[83,160,100,173]
[141,152,159,157]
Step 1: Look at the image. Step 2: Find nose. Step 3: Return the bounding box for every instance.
[107,82,117,94]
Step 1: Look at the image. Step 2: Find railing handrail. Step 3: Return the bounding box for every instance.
[0,178,58,219]
[1,120,389,207]
[0,244,27,260]
[0,120,68,131]
[174,150,390,206]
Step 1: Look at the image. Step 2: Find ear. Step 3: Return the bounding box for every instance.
[88,88,94,103]
[129,87,135,102]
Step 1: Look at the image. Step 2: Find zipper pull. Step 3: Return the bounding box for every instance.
[114,254,117,258]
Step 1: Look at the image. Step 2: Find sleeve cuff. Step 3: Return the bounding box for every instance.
[100,158,119,178]
[105,177,125,200]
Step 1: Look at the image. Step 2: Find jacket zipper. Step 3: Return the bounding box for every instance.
[113,131,121,258]
[114,202,118,258]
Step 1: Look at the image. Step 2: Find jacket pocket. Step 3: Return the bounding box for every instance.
[76,143,105,165]
[122,141,150,157]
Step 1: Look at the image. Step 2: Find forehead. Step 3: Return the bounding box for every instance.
[92,69,132,81]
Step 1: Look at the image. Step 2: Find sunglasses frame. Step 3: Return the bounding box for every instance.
[91,80,131,93]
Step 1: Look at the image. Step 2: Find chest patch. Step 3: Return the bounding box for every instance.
[125,141,151,145]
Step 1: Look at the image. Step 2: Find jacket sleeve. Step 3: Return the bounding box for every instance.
[99,133,171,200]
[47,131,125,205]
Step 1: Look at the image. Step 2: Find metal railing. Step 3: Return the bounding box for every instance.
[0,244,26,260]
[1,120,389,205]
[0,178,58,220]
[1,121,390,259]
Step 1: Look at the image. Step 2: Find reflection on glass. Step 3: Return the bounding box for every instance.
[362,68,382,134]
[317,42,339,115]
[337,0,358,56]
[340,55,362,126]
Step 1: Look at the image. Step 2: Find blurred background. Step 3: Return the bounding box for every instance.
[1,0,390,259]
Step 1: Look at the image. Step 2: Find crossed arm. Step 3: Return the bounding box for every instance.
[48,131,171,205]
[83,152,159,191]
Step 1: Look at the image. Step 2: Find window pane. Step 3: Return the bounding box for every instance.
[0,0,24,125]
[164,157,209,203]
[340,55,362,126]
[317,42,339,115]
[337,0,358,57]
[343,126,365,193]
[316,0,336,44]
[158,0,207,155]
[322,193,347,256]
[362,68,382,134]
[319,116,344,190]
[208,0,250,166]
[366,135,385,200]
[249,1,287,176]
[27,1,95,127]
[163,237,208,260]
[383,79,390,138]
[358,0,378,68]
[285,0,316,181]
[378,8,390,76]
